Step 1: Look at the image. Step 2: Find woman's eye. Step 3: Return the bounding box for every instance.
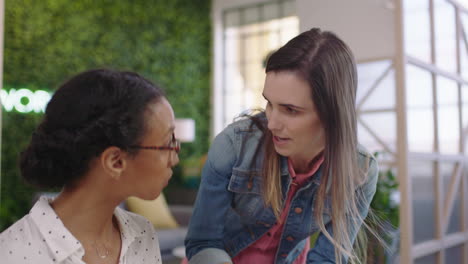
[285,107,298,114]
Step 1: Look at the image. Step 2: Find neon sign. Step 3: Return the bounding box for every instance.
[0,88,52,113]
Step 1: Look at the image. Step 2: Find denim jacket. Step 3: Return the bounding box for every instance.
[185,115,379,264]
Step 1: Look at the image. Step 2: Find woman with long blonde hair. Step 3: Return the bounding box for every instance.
[185,28,379,264]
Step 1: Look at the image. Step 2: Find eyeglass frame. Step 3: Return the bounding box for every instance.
[128,133,180,154]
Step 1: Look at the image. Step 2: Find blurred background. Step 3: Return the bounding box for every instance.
[0,0,467,263]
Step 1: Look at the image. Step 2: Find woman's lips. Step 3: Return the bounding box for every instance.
[273,135,290,146]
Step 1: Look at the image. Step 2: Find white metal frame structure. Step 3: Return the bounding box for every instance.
[212,0,468,263]
[357,0,468,262]
[398,0,468,263]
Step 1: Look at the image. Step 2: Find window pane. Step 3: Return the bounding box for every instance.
[244,30,263,63]
[279,17,299,44]
[360,113,396,153]
[407,65,434,152]
[437,76,460,154]
[410,160,436,244]
[243,6,260,25]
[225,10,240,28]
[445,245,464,264]
[357,60,395,110]
[434,0,456,73]
[404,0,431,63]
[282,0,295,17]
[461,13,468,80]
[225,28,240,64]
[462,85,468,153]
[415,253,437,264]
[263,3,279,21]
[222,1,298,128]
[358,122,382,154]
[440,162,462,235]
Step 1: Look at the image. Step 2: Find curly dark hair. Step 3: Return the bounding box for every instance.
[20,69,165,189]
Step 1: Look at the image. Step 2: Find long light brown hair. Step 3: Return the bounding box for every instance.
[261,28,373,263]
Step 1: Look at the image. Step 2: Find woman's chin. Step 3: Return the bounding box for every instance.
[274,146,290,157]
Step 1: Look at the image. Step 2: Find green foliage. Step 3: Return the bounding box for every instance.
[0,112,42,230]
[1,0,211,231]
[367,153,400,263]
[370,169,399,228]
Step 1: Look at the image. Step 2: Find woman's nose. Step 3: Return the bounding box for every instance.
[267,111,282,132]
[171,152,180,167]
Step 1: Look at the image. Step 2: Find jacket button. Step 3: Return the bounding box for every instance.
[281,253,288,257]
[286,236,294,241]
[294,207,303,214]
[247,181,253,189]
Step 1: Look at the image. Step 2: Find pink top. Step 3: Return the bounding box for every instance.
[232,155,324,264]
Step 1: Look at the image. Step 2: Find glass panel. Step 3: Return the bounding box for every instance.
[458,1,468,9]
[358,122,382,154]
[244,29,263,63]
[263,3,279,21]
[243,6,260,25]
[225,29,240,64]
[434,0,456,73]
[447,187,462,235]
[410,160,435,243]
[224,64,245,117]
[360,113,396,153]
[357,60,392,98]
[445,245,463,264]
[263,20,281,49]
[415,253,437,264]
[440,162,462,234]
[225,10,240,28]
[222,2,299,128]
[244,61,265,109]
[279,17,299,44]
[407,65,434,152]
[357,60,395,109]
[362,70,395,110]
[282,0,295,17]
[404,0,431,63]
[437,77,460,154]
[462,86,468,154]
[224,90,246,122]
[461,13,468,79]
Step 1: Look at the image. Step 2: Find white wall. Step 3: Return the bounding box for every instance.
[297,0,396,62]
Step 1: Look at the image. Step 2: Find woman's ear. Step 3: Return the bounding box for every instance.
[100,146,127,180]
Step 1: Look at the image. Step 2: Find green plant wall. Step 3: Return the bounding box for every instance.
[1,0,211,231]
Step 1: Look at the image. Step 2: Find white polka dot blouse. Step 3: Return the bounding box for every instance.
[0,196,162,263]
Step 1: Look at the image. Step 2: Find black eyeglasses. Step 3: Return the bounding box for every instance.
[129,133,180,153]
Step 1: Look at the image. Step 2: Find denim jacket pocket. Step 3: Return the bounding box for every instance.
[227,168,264,222]
[228,168,262,194]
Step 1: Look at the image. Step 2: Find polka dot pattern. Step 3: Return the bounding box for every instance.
[0,196,162,263]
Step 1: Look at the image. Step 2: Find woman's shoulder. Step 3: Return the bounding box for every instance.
[214,113,266,151]
[115,207,155,231]
[357,144,377,169]
[356,144,379,188]
[0,214,35,240]
[0,214,44,260]
[222,113,266,136]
